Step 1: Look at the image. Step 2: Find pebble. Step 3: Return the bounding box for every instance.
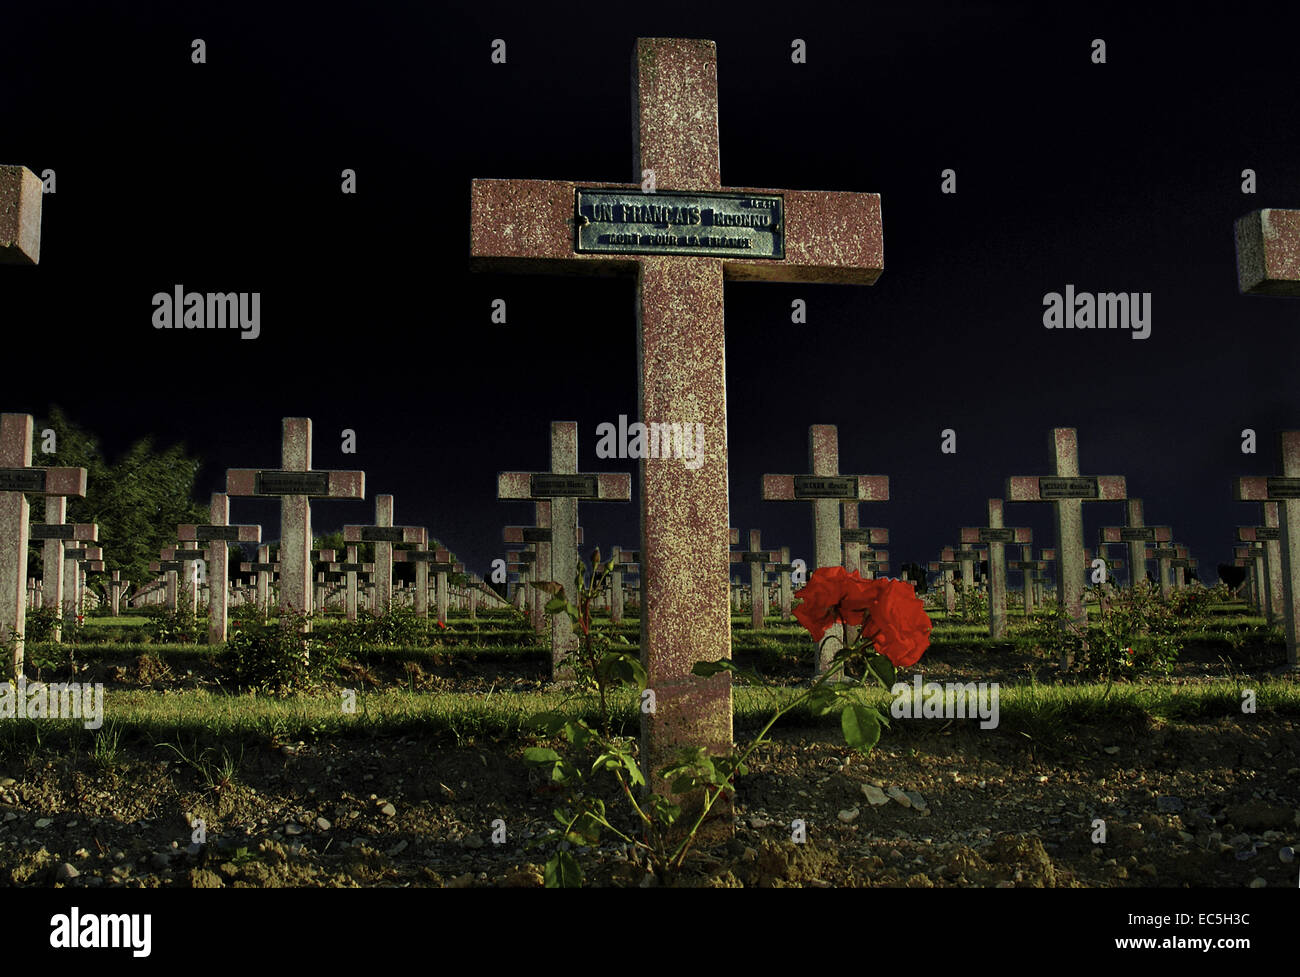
[284,823,304,836]
[55,863,79,882]
[1103,746,1120,755]
[1228,833,1252,847]
[316,817,331,831]
[388,840,409,855]
[151,853,171,870]
[748,816,774,829]
[886,786,911,808]
[862,784,889,807]
[1280,847,1295,864]
[380,802,396,818]
[462,835,484,849]
[905,791,929,812]
[34,818,52,829]
[1155,796,1184,813]
[837,807,860,824]
[1177,831,1195,843]
[1249,877,1267,888]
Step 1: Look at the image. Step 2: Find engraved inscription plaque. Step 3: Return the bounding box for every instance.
[1119,527,1155,542]
[1255,527,1281,540]
[575,189,783,259]
[978,528,1016,543]
[792,476,858,499]
[255,471,332,496]
[196,526,242,542]
[361,527,405,543]
[30,525,75,540]
[841,529,872,543]
[1151,548,1180,558]
[0,468,46,493]
[1039,476,1100,499]
[522,528,552,543]
[741,553,771,563]
[530,474,599,498]
[1266,477,1300,499]
[173,549,206,560]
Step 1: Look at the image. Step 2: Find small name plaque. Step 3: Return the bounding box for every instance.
[575,190,784,259]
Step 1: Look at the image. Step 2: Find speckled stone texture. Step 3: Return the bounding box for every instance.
[179,499,259,642]
[1263,502,1284,625]
[41,497,65,640]
[745,530,766,631]
[1018,545,1035,615]
[470,37,884,795]
[0,166,42,265]
[1236,209,1300,295]
[1007,428,1127,668]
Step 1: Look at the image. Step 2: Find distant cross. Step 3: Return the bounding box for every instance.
[342,495,425,615]
[394,547,464,624]
[959,499,1031,639]
[609,546,641,625]
[498,421,630,678]
[764,545,794,621]
[928,546,960,615]
[0,414,87,675]
[841,505,888,578]
[1098,499,1170,589]
[227,418,365,627]
[178,493,262,644]
[1007,546,1048,616]
[472,37,883,785]
[1236,502,1284,624]
[30,505,97,642]
[764,424,889,672]
[729,530,774,632]
[1007,428,1127,667]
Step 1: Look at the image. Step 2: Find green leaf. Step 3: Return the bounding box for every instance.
[691,659,737,677]
[840,702,882,754]
[544,596,567,615]
[532,580,564,597]
[563,720,591,750]
[533,712,568,736]
[545,851,583,888]
[523,747,560,766]
[866,653,896,689]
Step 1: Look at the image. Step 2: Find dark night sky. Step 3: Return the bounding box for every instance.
[4,2,1300,583]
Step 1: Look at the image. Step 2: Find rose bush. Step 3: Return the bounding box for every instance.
[794,567,932,668]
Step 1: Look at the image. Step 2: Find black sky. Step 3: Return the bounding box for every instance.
[4,1,1300,582]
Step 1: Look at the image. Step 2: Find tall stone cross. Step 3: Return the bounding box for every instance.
[62,545,103,619]
[394,547,463,623]
[730,530,773,632]
[1007,546,1048,616]
[343,495,425,615]
[329,545,373,622]
[1232,547,1261,607]
[0,166,42,265]
[959,499,1031,639]
[1149,543,1187,596]
[0,414,87,675]
[107,570,129,616]
[504,511,583,632]
[1007,428,1127,667]
[951,545,986,616]
[609,546,640,625]
[178,493,262,644]
[498,422,630,678]
[227,419,364,627]
[764,545,795,621]
[472,37,883,782]
[1236,503,1284,625]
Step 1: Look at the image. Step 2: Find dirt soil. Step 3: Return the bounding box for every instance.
[2,705,1296,888]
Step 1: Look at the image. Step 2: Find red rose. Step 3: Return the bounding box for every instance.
[859,579,932,668]
[793,567,882,642]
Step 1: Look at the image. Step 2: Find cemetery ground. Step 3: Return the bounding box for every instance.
[1,595,1298,889]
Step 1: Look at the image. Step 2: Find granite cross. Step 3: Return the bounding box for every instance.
[178,493,262,643]
[928,546,960,615]
[1098,500,1170,589]
[1236,503,1284,624]
[30,507,96,642]
[841,506,888,577]
[0,414,87,675]
[498,422,630,678]
[342,495,425,615]
[1007,428,1126,667]
[472,38,883,784]
[959,499,1031,638]
[227,418,364,628]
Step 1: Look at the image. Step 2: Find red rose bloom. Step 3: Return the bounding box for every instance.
[859,579,932,668]
[793,566,882,641]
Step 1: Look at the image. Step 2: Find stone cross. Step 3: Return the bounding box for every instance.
[504,513,583,631]
[959,499,1031,639]
[1237,504,1284,624]
[928,547,960,615]
[841,505,888,577]
[0,414,87,675]
[1232,549,1259,606]
[764,424,889,672]
[30,510,97,642]
[609,546,640,625]
[1236,209,1300,295]
[1098,500,1170,589]
[243,544,276,616]
[178,493,261,644]
[107,570,129,616]
[951,546,986,616]
[227,419,364,627]
[62,545,102,619]
[730,530,773,631]
[472,37,883,783]
[394,547,463,623]
[498,422,630,678]
[1148,544,1186,596]
[1007,428,1127,667]
[329,544,373,622]
[342,495,425,615]
[1007,547,1049,617]
[764,546,795,621]
[0,166,42,265]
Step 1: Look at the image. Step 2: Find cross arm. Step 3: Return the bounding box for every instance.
[1005,475,1127,501]
[498,471,632,501]
[761,474,889,501]
[0,165,42,264]
[1236,209,1300,296]
[226,469,365,499]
